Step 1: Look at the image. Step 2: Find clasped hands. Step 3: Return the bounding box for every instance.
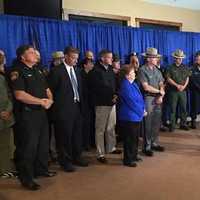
[40,98,53,109]
[176,84,185,92]
[0,111,11,121]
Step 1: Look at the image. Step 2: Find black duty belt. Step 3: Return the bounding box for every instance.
[23,106,43,111]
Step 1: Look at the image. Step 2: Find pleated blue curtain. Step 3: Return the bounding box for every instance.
[0,15,34,66]
[1,14,200,68]
[0,14,200,114]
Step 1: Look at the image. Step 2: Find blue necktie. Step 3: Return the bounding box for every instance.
[70,67,80,102]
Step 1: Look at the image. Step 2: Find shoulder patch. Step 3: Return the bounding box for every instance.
[10,71,19,81]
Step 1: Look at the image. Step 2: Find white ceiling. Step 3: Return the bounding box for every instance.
[142,0,200,11]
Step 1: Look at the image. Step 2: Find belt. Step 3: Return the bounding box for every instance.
[145,94,157,97]
[23,106,43,111]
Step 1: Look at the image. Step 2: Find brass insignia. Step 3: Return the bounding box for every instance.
[10,71,19,81]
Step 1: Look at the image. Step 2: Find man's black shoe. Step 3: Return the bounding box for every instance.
[97,157,108,164]
[160,126,169,132]
[35,171,57,178]
[169,126,175,132]
[63,162,76,172]
[135,156,143,162]
[73,158,89,167]
[142,150,154,157]
[21,181,40,191]
[111,149,122,154]
[180,125,190,131]
[152,145,165,152]
[191,121,197,129]
[124,162,137,167]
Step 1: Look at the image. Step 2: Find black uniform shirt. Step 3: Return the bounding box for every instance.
[190,64,200,92]
[10,62,48,110]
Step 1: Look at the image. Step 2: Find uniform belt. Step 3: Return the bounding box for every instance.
[23,106,43,111]
[145,93,157,97]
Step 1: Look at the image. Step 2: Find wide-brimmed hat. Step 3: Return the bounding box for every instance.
[172,49,186,59]
[142,47,161,58]
[52,51,64,59]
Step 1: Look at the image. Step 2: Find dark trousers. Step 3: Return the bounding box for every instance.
[191,91,200,121]
[82,107,95,150]
[120,121,141,164]
[161,91,170,125]
[18,109,49,183]
[54,103,82,167]
[13,122,23,171]
[169,91,187,129]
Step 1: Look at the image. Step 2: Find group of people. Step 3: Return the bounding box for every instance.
[0,45,200,191]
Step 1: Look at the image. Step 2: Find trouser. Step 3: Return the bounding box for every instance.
[49,120,58,159]
[0,128,14,174]
[144,96,162,151]
[82,107,94,150]
[13,121,23,171]
[120,121,140,165]
[169,91,187,129]
[54,103,82,166]
[161,91,170,125]
[95,105,117,157]
[18,109,49,183]
[190,91,200,121]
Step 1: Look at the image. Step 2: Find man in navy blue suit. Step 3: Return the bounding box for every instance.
[48,46,88,172]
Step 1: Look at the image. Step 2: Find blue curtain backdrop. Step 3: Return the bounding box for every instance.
[1,14,200,67]
[0,14,200,114]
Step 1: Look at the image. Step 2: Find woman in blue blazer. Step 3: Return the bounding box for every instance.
[118,65,145,167]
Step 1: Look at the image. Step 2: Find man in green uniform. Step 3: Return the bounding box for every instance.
[166,49,190,132]
[0,50,15,178]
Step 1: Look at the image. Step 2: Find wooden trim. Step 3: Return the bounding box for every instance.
[135,18,182,30]
[63,9,131,25]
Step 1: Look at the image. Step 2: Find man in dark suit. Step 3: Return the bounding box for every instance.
[48,46,88,172]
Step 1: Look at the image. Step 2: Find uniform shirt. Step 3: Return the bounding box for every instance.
[10,61,48,110]
[0,73,15,130]
[166,63,190,91]
[190,64,200,92]
[138,65,164,96]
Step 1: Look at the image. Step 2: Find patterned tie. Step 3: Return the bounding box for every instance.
[70,67,80,102]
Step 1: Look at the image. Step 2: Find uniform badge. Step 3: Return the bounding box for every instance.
[10,71,19,81]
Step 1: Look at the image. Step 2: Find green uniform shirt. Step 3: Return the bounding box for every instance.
[0,73,15,130]
[166,63,190,91]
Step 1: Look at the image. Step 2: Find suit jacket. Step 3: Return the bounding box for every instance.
[48,63,83,121]
[118,78,145,122]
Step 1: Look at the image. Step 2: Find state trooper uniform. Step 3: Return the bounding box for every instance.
[138,48,165,156]
[166,49,190,131]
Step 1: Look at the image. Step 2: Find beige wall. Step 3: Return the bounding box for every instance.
[63,0,200,32]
